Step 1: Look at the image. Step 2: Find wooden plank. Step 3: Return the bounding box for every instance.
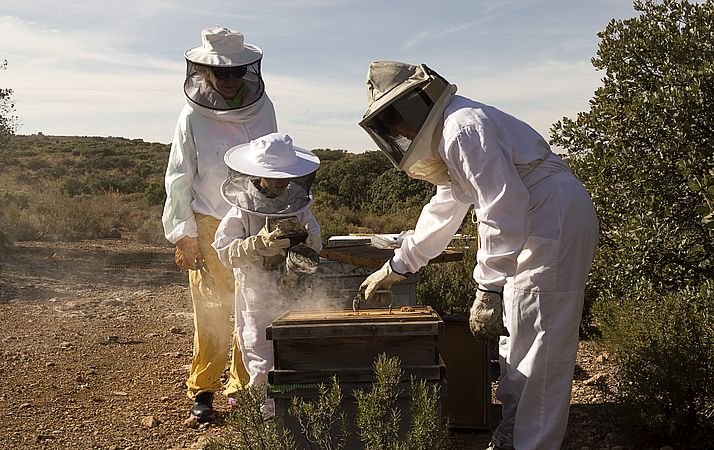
[267,320,443,340]
[273,335,439,370]
[269,362,445,385]
[319,245,463,270]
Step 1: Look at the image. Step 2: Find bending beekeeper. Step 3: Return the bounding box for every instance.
[162,26,277,422]
[358,61,598,450]
[213,132,321,413]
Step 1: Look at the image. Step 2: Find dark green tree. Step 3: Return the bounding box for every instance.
[0,60,19,147]
[367,169,435,215]
[551,0,713,445]
[312,150,392,210]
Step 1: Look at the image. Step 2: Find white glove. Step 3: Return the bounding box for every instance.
[469,287,509,338]
[175,236,204,270]
[359,259,407,304]
[228,228,291,267]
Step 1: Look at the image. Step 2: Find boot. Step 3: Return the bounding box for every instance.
[190,392,215,422]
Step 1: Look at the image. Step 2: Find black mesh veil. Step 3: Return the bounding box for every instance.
[184,59,265,110]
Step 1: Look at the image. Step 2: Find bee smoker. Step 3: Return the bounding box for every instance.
[265,216,320,293]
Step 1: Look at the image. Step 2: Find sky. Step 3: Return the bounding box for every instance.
[0,0,638,153]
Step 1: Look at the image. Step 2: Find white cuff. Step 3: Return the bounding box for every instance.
[389,256,409,276]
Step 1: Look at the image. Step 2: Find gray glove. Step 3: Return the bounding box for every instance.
[469,287,509,338]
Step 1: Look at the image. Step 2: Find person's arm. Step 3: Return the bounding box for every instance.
[212,209,247,268]
[162,112,199,244]
[450,124,530,291]
[391,185,471,274]
[213,212,290,269]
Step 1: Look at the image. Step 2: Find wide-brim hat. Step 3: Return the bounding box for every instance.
[361,61,433,123]
[225,133,320,179]
[185,26,262,67]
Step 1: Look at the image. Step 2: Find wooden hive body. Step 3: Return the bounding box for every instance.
[266,306,445,449]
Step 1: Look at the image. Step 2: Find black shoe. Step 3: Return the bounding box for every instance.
[190,392,215,422]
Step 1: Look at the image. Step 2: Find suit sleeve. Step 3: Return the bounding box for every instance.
[162,113,199,244]
[447,125,529,291]
[391,184,471,274]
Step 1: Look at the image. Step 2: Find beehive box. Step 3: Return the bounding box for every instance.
[266,306,445,449]
[267,307,443,383]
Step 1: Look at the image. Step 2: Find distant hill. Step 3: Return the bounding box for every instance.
[2,134,170,199]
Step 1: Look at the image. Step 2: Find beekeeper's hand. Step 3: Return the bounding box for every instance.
[359,259,406,303]
[469,287,509,338]
[228,229,291,267]
[175,236,204,271]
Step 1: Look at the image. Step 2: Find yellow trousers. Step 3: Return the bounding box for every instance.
[186,213,249,399]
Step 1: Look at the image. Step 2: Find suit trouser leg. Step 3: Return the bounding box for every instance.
[495,174,598,449]
[185,214,250,399]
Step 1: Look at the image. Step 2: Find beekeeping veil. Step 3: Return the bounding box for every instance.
[184,26,265,110]
[221,133,320,217]
[359,61,457,185]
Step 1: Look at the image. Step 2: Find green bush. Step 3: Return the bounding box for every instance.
[353,354,449,450]
[416,220,478,316]
[209,355,449,450]
[0,191,38,243]
[354,354,404,449]
[594,280,714,447]
[32,188,128,240]
[289,375,348,450]
[205,386,296,450]
[143,179,166,205]
[135,216,169,246]
[551,1,714,443]
[0,230,13,256]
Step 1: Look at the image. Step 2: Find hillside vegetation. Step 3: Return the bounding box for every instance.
[0,134,439,248]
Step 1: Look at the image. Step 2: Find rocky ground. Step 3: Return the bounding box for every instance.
[0,236,657,449]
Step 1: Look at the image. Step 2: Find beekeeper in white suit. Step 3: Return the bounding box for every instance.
[358,61,598,450]
[213,133,321,406]
[162,26,277,422]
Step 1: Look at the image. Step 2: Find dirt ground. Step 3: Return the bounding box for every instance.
[0,236,647,450]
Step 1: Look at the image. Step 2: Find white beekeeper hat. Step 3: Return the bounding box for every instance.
[185,26,262,66]
[225,133,320,178]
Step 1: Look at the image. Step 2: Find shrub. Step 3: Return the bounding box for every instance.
[205,386,297,450]
[354,354,404,449]
[0,230,13,256]
[289,375,348,450]
[405,377,449,450]
[33,188,128,240]
[312,206,360,246]
[0,191,38,243]
[354,354,449,450]
[143,179,165,205]
[210,354,449,450]
[135,216,169,246]
[594,280,714,447]
[416,220,478,316]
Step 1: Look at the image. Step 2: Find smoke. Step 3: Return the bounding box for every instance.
[233,259,372,330]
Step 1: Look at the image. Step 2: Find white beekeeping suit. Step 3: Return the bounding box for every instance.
[212,133,322,400]
[161,26,277,423]
[359,61,598,450]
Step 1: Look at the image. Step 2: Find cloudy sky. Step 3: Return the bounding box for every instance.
[0,0,637,152]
